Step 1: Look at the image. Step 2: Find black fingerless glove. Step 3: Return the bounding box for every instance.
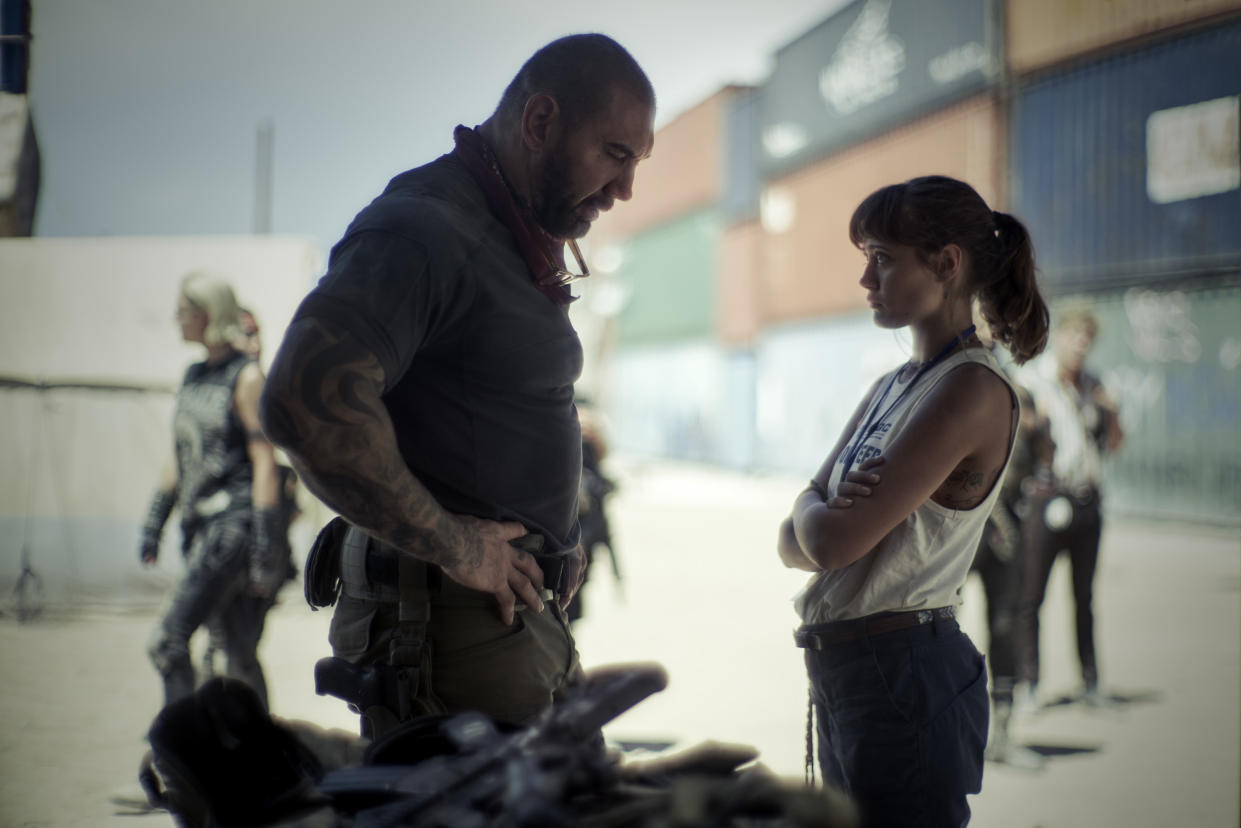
[250,506,290,592]
[140,490,176,563]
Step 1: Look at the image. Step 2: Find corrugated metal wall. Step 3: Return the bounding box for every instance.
[1010,19,1241,295]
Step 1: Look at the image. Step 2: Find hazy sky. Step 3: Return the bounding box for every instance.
[30,0,846,252]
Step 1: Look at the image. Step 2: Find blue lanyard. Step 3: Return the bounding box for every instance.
[840,325,977,475]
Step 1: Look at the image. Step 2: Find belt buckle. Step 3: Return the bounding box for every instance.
[515,587,558,613]
[916,610,934,625]
[793,628,822,651]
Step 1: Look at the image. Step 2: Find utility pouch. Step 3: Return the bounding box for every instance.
[305,516,348,609]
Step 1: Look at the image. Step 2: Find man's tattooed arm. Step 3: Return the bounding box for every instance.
[259,316,481,571]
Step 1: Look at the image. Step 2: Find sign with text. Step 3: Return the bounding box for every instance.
[758,0,996,177]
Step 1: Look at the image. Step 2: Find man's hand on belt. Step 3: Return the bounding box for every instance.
[557,543,587,611]
[440,515,546,626]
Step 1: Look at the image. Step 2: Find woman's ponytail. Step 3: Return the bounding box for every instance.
[978,211,1048,364]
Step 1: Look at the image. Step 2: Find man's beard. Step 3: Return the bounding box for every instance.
[532,150,589,240]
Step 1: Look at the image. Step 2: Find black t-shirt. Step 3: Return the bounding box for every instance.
[294,153,583,552]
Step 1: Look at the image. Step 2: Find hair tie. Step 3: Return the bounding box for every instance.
[991,209,1005,241]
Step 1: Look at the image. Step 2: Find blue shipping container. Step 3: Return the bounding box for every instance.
[722,87,762,224]
[1011,19,1241,293]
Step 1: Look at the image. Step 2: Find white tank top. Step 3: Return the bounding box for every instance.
[794,347,1019,624]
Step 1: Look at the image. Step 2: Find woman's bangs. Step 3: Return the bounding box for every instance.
[848,184,908,248]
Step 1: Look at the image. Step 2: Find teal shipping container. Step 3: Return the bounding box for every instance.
[612,209,720,347]
[1058,286,1241,524]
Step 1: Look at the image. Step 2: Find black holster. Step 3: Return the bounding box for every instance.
[304,517,348,609]
[323,527,443,737]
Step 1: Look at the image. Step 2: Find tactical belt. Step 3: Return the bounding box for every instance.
[341,532,572,602]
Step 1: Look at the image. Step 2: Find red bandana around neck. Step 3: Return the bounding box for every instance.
[452,125,575,306]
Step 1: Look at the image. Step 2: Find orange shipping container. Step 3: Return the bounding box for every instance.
[717,220,762,346]
[757,95,1000,326]
[590,87,744,247]
[1006,0,1241,74]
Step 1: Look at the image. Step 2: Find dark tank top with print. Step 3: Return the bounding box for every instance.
[173,350,253,535]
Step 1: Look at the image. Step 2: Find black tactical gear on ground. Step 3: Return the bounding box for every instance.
[142,666,859,828]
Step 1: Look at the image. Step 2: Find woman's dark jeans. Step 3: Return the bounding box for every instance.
[805,616,989,827]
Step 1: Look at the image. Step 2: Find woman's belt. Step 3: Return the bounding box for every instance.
[794,606,956,649]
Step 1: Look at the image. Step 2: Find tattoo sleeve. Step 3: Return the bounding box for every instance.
[259,316,478,571]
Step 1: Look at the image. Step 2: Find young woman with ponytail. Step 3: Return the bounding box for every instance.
[776,175,1049,826]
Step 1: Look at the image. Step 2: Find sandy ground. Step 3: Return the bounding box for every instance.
[1,460,1237,827]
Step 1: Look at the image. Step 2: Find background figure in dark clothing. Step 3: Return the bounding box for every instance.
[140,273,289,710]
[1016,308,1124,710]
[200,464,299,682]
[566,401,620,623]
[969,333,1053,767]
[199,308,299,683]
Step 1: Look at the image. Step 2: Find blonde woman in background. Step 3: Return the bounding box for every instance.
[139,272,289,710]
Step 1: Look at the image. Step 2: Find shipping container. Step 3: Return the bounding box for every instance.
[1038,287,1241,525]
[1007,0,1241,75]
[719,348,759,471]
[1010,20,1241,295]
[605,340,730,464]
[758,95,1000,325]
[611,209,720,347]
[751,285,1241,521]
[723,86,762,223]
[758,0,1000,179]
[590,89,739,246]
[754,312,912,473]
[718,219,762,346]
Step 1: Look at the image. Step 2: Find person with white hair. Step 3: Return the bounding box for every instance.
[139,271,289,710]
[1014,307,1124,710]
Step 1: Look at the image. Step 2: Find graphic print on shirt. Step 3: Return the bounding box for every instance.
[840,421,893,474]
[835,391,899,490]
[173,355,252,526]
